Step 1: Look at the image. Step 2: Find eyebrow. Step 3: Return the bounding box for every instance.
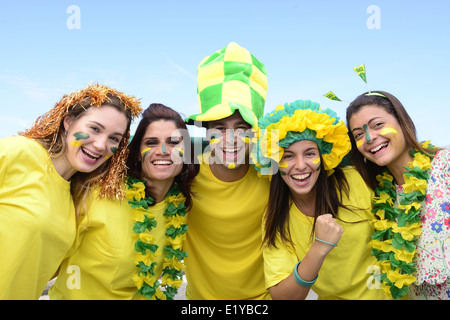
[351,117,382,132]
[210,121,250,128]
[90,121,124,137]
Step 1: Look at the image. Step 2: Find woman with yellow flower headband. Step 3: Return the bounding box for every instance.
[254,99,392,300]
[49,103,198,299]
[346,91,449,300]
[0,83,142,299]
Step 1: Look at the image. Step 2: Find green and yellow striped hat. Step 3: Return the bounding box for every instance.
[185,42,268,128]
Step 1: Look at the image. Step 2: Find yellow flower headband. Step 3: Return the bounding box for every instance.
[251,100,351,176]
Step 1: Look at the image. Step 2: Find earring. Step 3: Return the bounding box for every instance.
[363,157,367,163]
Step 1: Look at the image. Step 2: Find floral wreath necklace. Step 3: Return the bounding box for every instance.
[126,176,188,300]
[369,141,435,299]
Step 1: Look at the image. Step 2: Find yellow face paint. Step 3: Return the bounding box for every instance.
[141,147,151,161]
[70,140,83,147]
[380,127,398,136]
[240,136,251,144]
[70,131,90,147]
[313,158,320,164]
[279,162,289,168]
[227,163,236,169]
[209,138,221,145]
[356,140,364,148]
[176,148,184,157]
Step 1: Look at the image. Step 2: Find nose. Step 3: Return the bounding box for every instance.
[156,142,168,155]
[92,135,107,152]
[225,129,236,144]
[293,155,308,171]
[363,124,373,143]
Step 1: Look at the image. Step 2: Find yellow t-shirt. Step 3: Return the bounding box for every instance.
[184,154,271,300]
[49,188,169,299]
[0,136,76,299]
[263,167,393,300]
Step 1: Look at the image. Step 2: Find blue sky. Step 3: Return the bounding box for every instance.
[1,0,449,147]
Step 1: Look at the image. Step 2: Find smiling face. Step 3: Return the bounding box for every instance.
[279,140,321,200]
[139,119,184,184]
[349,104,411,168]
[61,104,128,179]
[207,111,252,170]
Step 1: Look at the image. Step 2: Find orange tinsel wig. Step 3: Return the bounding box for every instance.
[19,83,142,201]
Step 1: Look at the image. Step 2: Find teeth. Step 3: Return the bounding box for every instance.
[223,147,238,153]
[371,143,388,153]
[292,173,311,180]
[152,160,172,165]
[82,148,100,159]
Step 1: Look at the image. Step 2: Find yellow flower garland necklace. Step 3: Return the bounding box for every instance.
[126,176,188,300]
[369,142,434,299]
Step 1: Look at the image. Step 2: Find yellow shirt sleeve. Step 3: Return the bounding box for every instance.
[0,136,76,299]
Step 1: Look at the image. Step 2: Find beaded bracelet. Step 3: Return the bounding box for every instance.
[314,237,338,247]
[293,261,318,287]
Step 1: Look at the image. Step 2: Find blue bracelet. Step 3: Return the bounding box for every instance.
[314,237,338,247]
[293,261,318,287]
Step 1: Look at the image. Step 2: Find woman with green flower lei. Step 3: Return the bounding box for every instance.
[49,103,198,300]
[347,91,450,300]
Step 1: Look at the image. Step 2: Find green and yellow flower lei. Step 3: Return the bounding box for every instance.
[126,176,188,300]
[369,141,435,299]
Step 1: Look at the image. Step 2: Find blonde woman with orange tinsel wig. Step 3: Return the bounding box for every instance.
[0,83,142,299]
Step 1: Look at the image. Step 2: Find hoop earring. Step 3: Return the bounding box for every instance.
[364,157,367,163]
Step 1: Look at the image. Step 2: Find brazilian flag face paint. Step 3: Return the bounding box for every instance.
[141,147,152,162]
[70,131,90,147]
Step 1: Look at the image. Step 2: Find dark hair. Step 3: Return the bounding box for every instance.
[345,90,439,190]
[262,152,354,249]
[126,103,199,210]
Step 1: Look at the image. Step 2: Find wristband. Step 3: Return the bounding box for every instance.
[314,237,338,247]
[293,261,318,287]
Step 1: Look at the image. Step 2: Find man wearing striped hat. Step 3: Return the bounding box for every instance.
[184,42,270,300]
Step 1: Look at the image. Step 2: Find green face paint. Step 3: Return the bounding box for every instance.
[363,124,371,142]
[229,129,234,143]
[141,147,151,162]
[70,131,90,147]
[161,142,167,154]
[110,147,117,153]
[73,132,90,140]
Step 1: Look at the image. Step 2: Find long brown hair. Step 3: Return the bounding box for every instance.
[127,103,199,210]
[262,154,352,249]
[345,90,440,190]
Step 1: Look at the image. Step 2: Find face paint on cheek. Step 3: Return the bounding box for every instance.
[209,138,221,145]
[380,127,398,136]
[105,147,118,160]
[70,131,90,147]
[356,140,364,148]
[240,136,251,144]
[313,157,321,171]
[176,148,184,158]
[141,147,151,162]
[363,124,371,142]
